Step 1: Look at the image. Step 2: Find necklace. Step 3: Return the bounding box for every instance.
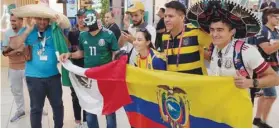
[138,49,150,69]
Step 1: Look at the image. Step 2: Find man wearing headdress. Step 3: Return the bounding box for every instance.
[186,0,278,92]
[59,9,119,128]
[8,6,66,128]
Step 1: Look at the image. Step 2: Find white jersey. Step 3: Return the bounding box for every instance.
[209,40,268,78]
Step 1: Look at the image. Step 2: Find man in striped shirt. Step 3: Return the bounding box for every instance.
[162,1,212,75]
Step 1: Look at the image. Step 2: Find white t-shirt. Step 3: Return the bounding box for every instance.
[3,29,18,47]
[209,40,269,78]
[121,23,156,65]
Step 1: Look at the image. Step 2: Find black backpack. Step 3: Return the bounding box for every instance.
[114,47,134,64]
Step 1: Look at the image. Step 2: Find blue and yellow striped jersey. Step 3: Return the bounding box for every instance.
[135,49,167,70]
[162,24,212,75]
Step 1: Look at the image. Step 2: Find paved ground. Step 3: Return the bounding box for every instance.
[1,67,279,128]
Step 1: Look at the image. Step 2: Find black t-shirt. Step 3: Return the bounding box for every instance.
[68,29,84,67]
[107,23,121,41]
[156,18,165,30]
[260,2,276,9]
[155,18,166,51]
[256,25,279,71]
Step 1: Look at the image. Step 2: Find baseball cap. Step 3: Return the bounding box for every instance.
[127,1,145,13]
[76,8,87,16]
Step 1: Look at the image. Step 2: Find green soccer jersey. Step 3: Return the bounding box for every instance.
[79,28,119,68]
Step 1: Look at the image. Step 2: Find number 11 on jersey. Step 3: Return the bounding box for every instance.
[89,46,96,56]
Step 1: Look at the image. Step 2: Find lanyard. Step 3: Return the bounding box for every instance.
[166,27,185,68]
[108,23,115,29]
[38,32,46,51]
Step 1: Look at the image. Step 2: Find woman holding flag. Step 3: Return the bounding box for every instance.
[133,28,166,70]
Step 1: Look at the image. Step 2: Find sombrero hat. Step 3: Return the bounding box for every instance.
[11,4,71,29]
[187,0,261,39]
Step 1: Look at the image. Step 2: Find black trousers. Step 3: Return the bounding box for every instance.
[70,87,86,122]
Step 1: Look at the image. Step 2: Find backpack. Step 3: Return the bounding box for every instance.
[209,40,251,79]
[114,47,134,64]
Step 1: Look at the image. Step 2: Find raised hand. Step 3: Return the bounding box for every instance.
[25,17,36,32]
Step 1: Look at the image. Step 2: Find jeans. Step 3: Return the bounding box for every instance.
[26,74,64,128]
[263,87,277,97]
[86,112,116,128]
[70,87,86,122]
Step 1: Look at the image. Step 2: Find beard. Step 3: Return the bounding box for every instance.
[133,19,143,26]
[11,25,17,30]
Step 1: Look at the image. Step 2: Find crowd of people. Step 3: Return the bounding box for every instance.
[2,0,279,128]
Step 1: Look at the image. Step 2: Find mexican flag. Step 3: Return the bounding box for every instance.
[51,22,72,86]
[62,56,132,115]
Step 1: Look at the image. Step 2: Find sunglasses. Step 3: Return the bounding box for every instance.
[38,32,44,41]
[217,51,222,68]
[137,28,147,32]
[78,9,86,14]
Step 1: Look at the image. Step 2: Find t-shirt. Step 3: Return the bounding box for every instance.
[121,22,156,65]
[162,24,212,75]
[107,23,121,41]
[3,28,26,70]
[156,18,165,30]
[209,40,269,78]
[155,18,166,51]
[68,29,84,67]
[79,28,119,68]
[135,48,166,70]
[256,25,279,71]
[260,2,276,9]
[24,25,59,78]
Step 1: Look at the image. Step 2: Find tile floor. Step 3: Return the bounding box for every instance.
[1,67,279,128]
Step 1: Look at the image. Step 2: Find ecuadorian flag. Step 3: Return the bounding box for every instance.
[124,59,252,128]
[63,56,253,128]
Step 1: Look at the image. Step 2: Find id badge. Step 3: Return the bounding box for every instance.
[40,55,48,61]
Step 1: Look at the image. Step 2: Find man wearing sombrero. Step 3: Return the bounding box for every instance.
[8,4,69,128]
[187,0,279,98]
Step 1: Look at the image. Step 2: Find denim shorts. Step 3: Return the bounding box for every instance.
[263,87,277,97]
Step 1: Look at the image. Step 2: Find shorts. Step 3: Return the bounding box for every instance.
[263,87,277,97]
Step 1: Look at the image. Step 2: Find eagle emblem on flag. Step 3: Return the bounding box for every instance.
[157,85,191,128]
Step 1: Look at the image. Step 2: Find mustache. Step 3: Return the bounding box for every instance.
[133,19,142,26]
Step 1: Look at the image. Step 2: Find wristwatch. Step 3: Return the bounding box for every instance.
[253,79,259,88]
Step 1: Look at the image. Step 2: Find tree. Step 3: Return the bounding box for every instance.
[100,0,110,23]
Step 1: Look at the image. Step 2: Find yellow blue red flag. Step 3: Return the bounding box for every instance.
[63,56,253,128]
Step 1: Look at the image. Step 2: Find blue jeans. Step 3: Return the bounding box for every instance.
[263,87,277,97]
[86,112,116,128]
[26,74,64,128]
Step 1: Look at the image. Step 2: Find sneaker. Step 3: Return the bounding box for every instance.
[75,123,83,128]
[82,122,88,128]
[10,111,25,122]
[261,123,272,128]
[253,118,272,128]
